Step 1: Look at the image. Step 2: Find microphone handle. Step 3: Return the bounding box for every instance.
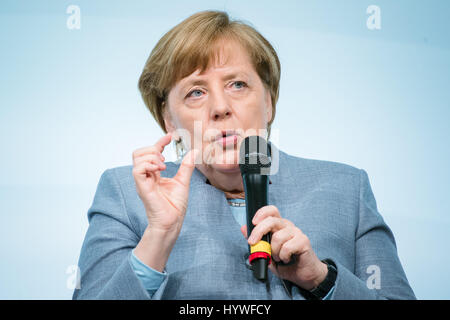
[243,173,271,281]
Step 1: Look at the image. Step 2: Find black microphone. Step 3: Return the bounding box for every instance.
[239,135,272,281]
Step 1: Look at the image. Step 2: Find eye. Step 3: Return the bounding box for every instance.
[186,89,204,98]
[232,81,247,89]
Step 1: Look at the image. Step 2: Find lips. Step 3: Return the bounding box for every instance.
[213,130,238,142]
[213,130,240,147]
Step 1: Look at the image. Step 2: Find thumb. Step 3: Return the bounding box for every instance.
[174,149,200,186]
[240,225,248,239]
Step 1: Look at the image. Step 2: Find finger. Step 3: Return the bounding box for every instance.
[268,261,281,278]
[134,153,166,169]
[132,161,160,185]
[270,228,296,262]
[173,149,200,187]
[252,205,281,225]
[133,145,165,162]
[132,133,172,158]
[154,132,173,151]
[240,225,248,239]
[248,216,288,245]
[278,234,308,264]
[133,151,165,168]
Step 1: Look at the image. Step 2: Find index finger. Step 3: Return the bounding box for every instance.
[133,132,172,157]
[154,132,173,152]
[248,216,287,245]
[252,205,281,225]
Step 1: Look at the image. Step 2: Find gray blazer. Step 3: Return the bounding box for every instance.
[73,149,415,299]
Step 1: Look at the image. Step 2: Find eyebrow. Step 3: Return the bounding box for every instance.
[182,72,249,88]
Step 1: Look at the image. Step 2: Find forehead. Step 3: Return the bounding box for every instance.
[177,39,256,87]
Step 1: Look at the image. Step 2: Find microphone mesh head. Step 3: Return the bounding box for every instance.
[239,136,272,175]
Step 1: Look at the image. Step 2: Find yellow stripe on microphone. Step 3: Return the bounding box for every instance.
[250,240,271,255]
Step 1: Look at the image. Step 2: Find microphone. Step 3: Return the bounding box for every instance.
[239,135,272,281]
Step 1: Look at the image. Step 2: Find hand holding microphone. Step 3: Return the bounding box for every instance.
[239,136,328,290]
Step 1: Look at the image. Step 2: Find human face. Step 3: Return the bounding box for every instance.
[164,39,273,174]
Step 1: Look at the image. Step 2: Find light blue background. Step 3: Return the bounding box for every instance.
[0,0,449,299]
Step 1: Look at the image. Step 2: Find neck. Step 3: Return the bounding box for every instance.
[197,164,245,199]
[223,189,246,199]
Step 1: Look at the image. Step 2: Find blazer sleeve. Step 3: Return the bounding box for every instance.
[72,169,168,300]
[330,169,416,300]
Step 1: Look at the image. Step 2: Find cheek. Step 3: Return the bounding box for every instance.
[239,100,269,128]
[175,108,200,127]
[173,110,205,138]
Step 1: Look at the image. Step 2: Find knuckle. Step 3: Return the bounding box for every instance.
[271,231,279,241]
[279,242,288,252]
[303,235,311,247]
[298,234,309,247]
[133,146,158,159]
[282,218,294,227]
[251,227,260,237]
[269,205,279,213]
[141,154,161,165]
[271,232,281,245]
[261,217,274,229]
[278,250,287,261]
[262,205,274,216]
[267,216,276,224]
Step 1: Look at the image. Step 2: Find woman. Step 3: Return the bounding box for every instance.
[73,10,415,300]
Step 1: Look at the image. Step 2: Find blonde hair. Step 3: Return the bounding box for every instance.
[138,10,281,137]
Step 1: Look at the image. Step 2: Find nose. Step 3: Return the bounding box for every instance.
[209,90,232,121]
[213,109,231,121]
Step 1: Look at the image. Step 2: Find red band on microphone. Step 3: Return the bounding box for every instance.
[249,252,271,265]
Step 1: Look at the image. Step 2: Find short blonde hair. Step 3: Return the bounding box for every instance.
[138,10,281,136]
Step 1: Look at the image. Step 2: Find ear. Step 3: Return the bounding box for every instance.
[162,102,178,136]
[265,88,273,124]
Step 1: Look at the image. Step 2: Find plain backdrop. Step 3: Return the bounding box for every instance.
[0,0,449,299]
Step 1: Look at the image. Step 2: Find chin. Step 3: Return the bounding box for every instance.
[205,148,241,173]
[211,162,241,173]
